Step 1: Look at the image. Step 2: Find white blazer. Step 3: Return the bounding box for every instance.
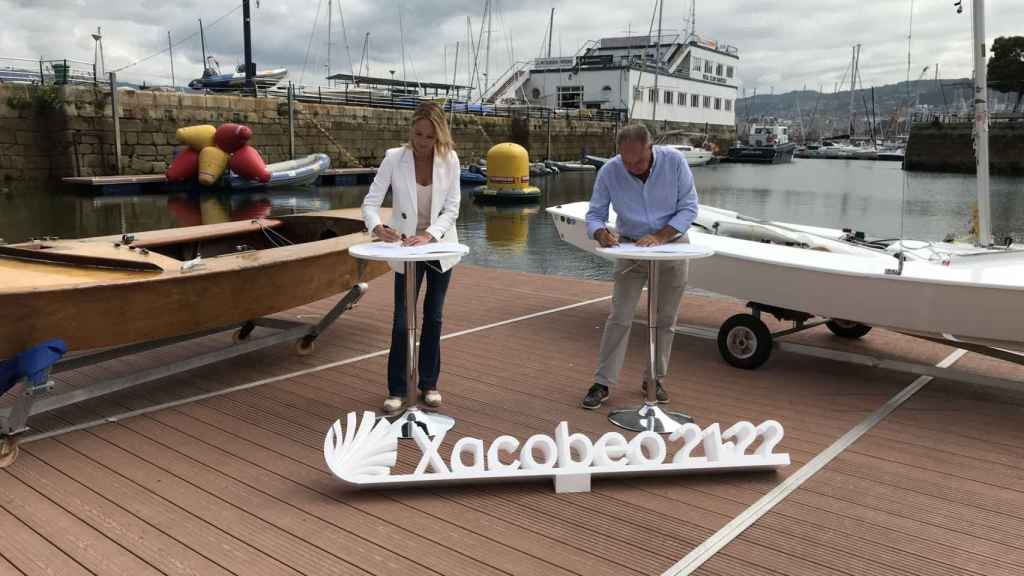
[362,146,463,273]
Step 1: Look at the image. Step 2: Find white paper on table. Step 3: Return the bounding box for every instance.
[598,242,709,256]
[353,242,468,259]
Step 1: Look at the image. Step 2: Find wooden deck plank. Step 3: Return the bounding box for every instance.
[0,501,90,576]
[7,265,1024,576]
[112,414,538,576]
[24,438,309,576]
[0,553,26,576]
[0,470,161,576]
[6,450,236,576]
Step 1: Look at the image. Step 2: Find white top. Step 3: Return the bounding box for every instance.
[596,242,714,261]
[349,241,470,263]
[416,182,432,233]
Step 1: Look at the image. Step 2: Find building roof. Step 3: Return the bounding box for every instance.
[325,73,475,92]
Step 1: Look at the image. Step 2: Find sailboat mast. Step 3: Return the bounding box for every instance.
[199,19,207,72]
[547,8,554,59]
[327,0,332,79]
[973,0,992,245]
[242,0,255,94]
[485,0,492,96]
[652,0,664,125]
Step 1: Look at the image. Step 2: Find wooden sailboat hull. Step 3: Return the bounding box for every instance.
[0,210,389,360]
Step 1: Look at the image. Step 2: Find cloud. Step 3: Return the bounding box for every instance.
[3,0,1021,93]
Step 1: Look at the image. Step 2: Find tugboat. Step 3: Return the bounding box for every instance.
[727,122,797,164]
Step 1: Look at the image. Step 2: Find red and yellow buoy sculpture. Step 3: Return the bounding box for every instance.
[165,123,271,186]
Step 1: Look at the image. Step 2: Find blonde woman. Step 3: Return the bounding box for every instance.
[362,102,462,414]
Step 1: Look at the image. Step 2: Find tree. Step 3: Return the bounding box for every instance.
[988,36,1024,113]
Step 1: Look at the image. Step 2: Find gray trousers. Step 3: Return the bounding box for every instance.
[594,258,688,388]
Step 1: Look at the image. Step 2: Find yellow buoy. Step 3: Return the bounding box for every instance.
[475,142,541,203]
[197,146,230,186]
[176,124,217,151]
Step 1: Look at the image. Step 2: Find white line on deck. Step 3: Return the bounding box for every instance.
[23,294,612,443]
[661,347,967,576]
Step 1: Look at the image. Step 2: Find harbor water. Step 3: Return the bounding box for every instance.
[2,159,1022,281]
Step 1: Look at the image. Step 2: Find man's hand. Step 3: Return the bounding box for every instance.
[636,226,680,247]
[373,224,401,242]
[595,228,620,247]
[402,233,434,246]
[635,233,662,247]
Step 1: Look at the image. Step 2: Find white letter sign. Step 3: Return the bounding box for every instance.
[324,412,790,494]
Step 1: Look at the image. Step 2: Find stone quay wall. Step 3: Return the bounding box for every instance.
[905,121,1024,176]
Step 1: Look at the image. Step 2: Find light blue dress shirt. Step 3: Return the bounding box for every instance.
[585,145,699,240]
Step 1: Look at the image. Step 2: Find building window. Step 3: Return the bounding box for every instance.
[703,95,711,108]
[678,92,686,106]
[714,97,722,110]
[724,99,732,111]
[634,86,642,102]
[691,93,700,107]
[664,90,673,105]
[704,60,713,74]
[716,63,724,76]
[726,65,734,78]
[556,85,583,109]
[692,57,702,73]
[648,88,657,102]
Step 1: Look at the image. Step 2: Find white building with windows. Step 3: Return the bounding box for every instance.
[487,34,739,129]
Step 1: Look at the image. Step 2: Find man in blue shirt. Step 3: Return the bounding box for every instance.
[582,123,699,409]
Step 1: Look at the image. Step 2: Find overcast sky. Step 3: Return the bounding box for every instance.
[4,0,1022,95]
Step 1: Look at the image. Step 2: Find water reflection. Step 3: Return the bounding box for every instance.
[1,161,1022,282]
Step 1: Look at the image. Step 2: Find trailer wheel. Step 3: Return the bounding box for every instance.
[295,336,316,356]
[718,314,773,370]
[826,319,872,339]
[0,438,19,469]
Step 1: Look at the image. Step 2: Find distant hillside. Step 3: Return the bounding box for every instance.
[734,78,1017,140]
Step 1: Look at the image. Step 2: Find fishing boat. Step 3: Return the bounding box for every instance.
[460,169,487,185]
[227,153,331,189]
[726,123,797,164]
[0,208,388,361]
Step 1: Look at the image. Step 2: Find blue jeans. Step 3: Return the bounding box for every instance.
[387,261,452,396]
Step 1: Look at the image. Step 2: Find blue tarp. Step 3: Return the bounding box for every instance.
[0,339,67,395]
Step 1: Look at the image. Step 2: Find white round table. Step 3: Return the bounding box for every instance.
[595,242,714,434]
[349,241,470,439]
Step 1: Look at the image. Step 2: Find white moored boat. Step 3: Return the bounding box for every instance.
[548,200,1024,368]
[664,144,715,167]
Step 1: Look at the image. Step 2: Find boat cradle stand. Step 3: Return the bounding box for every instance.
[0,283,369,467]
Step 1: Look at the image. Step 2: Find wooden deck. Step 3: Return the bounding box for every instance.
[2,265,1022,576]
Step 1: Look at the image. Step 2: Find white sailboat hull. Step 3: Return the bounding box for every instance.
[547,201,1024,353]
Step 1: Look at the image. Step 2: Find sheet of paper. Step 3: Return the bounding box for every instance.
[353,242,467,259]
[598,242,709,256]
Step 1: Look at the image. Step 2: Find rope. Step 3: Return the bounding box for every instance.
[111,4,241,73]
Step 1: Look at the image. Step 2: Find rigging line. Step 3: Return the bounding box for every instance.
[901,0,917,240]
[111,3,241,73]
[336,0,355,78]
[300,0,325,87]
[629,0,661,120]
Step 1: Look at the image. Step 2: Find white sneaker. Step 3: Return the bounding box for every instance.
[421,390,442,407]
[382,397,404,414]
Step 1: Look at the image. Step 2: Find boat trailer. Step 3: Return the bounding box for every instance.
[0,283,368,467]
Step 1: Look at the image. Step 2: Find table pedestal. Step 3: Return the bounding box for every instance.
[390,260,455,439]
[607,259,694,434]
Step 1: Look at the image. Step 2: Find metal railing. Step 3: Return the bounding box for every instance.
[0,57,98,86]
[255,84,625,123]
[913,110,1024,125]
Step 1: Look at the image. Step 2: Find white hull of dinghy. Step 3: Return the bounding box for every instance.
[547,201,1024,353]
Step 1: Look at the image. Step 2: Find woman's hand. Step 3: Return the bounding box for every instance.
[373,224,401,242]
[402,233,434,246]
